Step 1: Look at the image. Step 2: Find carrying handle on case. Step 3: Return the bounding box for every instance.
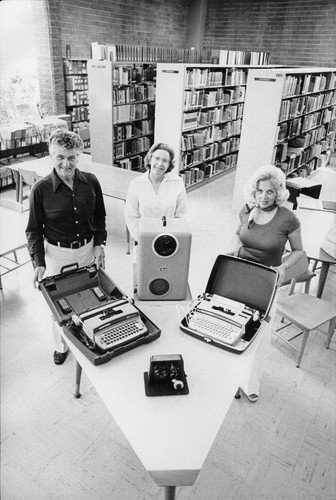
[60,262,79,275]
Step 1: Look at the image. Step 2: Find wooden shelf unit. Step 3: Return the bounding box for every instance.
[232,67,336,212]
[63,59,90,136]
[88,60,156,168]
[154,63,252,190]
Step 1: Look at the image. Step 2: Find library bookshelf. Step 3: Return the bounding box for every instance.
[232,67,336,212]
[154,63,254,190]
[88,60,156,169]
[63,59,90,141]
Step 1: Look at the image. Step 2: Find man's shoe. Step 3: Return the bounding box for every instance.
[53,350,68,365]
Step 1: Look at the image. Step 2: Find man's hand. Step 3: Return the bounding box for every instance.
[33,266,46,288]
[93,245,105,269]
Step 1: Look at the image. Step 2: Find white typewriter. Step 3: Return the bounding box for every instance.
[76,298,148,352]
[186,294,256,346]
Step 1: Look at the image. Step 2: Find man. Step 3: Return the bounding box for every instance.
[26,129,107,365]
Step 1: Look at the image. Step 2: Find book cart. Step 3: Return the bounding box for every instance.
[232,67,336,212]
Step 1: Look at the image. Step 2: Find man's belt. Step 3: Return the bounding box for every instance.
[46,236,92,249]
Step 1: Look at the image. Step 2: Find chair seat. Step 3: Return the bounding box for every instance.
[277,293,336,331]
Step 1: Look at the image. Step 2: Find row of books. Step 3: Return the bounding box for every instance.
[183,107,242,132]
[282,72,336,98]
[112,64,156,85]
[65,91,88,107]
[182,129,240,152]
[181,136,240,168]
[182,118,242,147]
[209,49,270,67]
[180,153,238,187]
[116,154,144,171]
[114,120,154,142]
[69,106,89,122]
[184,87,245,110]
[279,141,329,175]
[185,68,247,88]
[276,109,333,143]
[1,134,42,150]
[114,136,152,159]
[113,84,155,105]
[112,102,155,124]
[279,91,336,121]
[91,42,270,66]
[273,127,333,164]
[63,60,87,75]
[65,75,88,92]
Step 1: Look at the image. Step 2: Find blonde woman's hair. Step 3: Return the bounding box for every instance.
[244,165,289,206]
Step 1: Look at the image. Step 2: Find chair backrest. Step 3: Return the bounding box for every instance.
[18,167,39,188]
[78,127,90,142]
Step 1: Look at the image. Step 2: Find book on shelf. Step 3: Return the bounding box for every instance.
[106,44,117,61]
[91,42,106,60]
[183,110,199,130]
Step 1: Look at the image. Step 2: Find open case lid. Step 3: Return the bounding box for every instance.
[205,255,278,319]
[39,263,124,326]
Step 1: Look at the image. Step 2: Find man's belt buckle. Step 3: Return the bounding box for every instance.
[70,240,81,249]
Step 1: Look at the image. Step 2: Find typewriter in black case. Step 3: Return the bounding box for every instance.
[40,263,161,365]
[180,254,278,354]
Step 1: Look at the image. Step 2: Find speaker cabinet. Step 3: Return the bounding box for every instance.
[137,218,192,300]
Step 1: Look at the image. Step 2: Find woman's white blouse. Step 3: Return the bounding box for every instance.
[125,171,187,239]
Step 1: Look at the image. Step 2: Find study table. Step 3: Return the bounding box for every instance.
[64,303,268,499]
[1,155,141,253]
[296,208,336,298]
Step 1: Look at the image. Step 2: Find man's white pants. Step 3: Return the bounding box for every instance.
[44,240,94,353]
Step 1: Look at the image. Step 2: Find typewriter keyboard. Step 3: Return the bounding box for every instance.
[95,318,148,351]
[188,313,242,346]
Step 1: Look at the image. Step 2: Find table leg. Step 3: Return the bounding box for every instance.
[316,262,330,298]
[126,225,130,254]
[74,360,82,399]
[163,486,176,500]
[123,200,131,255]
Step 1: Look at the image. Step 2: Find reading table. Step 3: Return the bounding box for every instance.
[63,303,268,499]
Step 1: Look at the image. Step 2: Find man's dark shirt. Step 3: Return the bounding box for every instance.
[26,168,107,268]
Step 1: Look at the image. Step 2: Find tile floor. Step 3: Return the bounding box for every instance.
[1,159,336,500]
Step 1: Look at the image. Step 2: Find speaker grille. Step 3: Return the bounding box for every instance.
[153,234,178,257]
[149,278,170,296]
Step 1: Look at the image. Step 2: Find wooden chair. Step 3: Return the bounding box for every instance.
[274,251,335,368]
[17,167,40,209]
[78,127,90,152]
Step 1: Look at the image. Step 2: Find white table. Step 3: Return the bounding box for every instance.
[65,303,268,499]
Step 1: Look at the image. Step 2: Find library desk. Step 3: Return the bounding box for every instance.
[296,208,336,298]
[2,154,141,253]
[64,304,268,500]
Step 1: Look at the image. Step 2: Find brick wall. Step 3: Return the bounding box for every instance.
[37,0,189,114]
[35,0,336,115]
[204,0,336,66]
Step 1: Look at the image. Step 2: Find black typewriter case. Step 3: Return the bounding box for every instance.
[39,263,161,365]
